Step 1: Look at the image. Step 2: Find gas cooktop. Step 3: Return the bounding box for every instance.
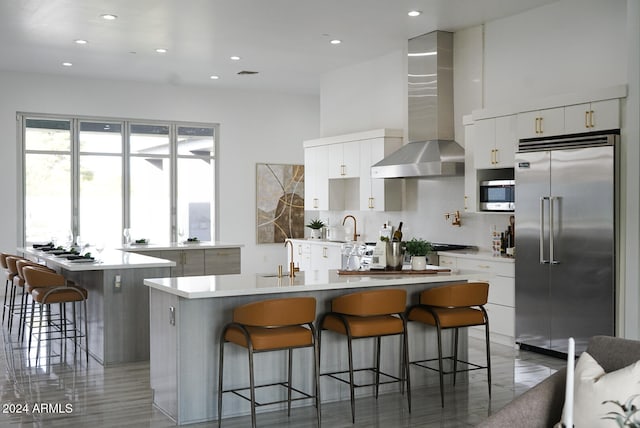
[430,243,470,252]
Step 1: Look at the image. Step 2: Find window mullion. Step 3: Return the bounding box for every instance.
[71,118,81,242]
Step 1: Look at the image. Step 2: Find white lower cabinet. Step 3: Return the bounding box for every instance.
[288,239,341,272]
[439,253,515,347]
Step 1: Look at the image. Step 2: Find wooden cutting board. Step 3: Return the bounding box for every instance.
[337,268,451,275]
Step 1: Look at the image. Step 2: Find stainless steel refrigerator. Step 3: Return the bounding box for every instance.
[515,131,617,355]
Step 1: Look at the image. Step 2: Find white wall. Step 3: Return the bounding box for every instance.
[483,0,627,109]
[320,50,406,137]
[0,71,319,274]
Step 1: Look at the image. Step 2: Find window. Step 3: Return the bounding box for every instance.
[20,114,217,247]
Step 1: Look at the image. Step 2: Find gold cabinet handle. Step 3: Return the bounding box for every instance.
[585,110,590,128]
[589,110,595,128]
[477,264,491,269]
[340,164,346,176]
[313,198,319,208]
[368,197,374,209]
[322,247,328,258]
[539,117,544,134]
[464,195,468,211]
[494,148,499,165]
[535,117,539,134]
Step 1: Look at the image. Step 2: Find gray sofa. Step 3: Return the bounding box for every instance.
[478,336,640,428]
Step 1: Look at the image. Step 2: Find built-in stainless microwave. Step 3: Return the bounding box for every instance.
[479,180,515,212]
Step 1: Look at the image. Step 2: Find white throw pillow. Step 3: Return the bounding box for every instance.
[560,351,640,427]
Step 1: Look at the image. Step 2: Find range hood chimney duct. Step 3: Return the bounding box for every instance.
[371,31,464,178]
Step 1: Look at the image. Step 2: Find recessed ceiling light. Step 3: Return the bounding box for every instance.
[101,14,118,20]
[230,56,241,61]
[74,39,88,45]
[210,75,220,80]
[155,48,168,54]
[62,62,73,67]
[330,39,342,45]
[408,10,422,17]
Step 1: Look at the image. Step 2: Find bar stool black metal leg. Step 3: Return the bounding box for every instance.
[217,340,225,428]
[436,324,445,408]
[375,336,381,398]
[2,278,9,324]
[347,335,355,424]
[287,348,293,416]
[453,327,459,385]
[248,349,257,428]
[314,337,321,427]
[485,320,492,397]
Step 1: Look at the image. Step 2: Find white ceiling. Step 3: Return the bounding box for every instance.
[0,0,558,95]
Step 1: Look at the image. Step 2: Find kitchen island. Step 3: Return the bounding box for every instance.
[145,268,488,425]
[22,248,175,365]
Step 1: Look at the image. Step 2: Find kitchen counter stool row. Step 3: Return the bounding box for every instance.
[1,252,89,364]
[217,282,491,427]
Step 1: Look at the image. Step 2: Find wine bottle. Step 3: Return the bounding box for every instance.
[392,222,403,242]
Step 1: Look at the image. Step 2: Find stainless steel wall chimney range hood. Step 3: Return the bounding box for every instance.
[371,31,464,178]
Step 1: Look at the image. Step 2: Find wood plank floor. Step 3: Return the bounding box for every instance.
[0,318,565,427]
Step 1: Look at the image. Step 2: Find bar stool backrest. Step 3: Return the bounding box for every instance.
[5,256,25,277]
[233,297,316,327]
[0,253,17,269]
[419,282,489,308]
[332,289,407,316]
[17,260,54,288]
[22,266,66,288]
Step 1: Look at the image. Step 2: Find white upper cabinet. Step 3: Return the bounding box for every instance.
[359,137,403,211]
[564,99,619,134]
[328,141,359,178]
[304,145,328,210]
[474,115,517,169]
[517,107,565,139]
[463,120,477,213]
[304,129,403,212]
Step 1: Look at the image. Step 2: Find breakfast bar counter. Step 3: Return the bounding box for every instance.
[145,268,487,425]
[22,248,175,365]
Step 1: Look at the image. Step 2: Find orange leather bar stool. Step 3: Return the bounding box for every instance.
[15,259,56,340]
[0,253,23,325]
[218,297,320,428]
[22,266,89,364]
[4,255,26,332]
[407,282,491,407]
[318,288,411,423]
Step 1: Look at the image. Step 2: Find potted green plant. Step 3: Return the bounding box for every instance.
[306,219,326,240]
[405,238,433,270]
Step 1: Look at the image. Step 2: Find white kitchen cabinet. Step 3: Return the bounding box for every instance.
[310,243,341,271]
[304,129,403,211]
[474,115,517,169]
[463,119,477,213]
[564,99,619,134]
[288,239,341,272]
[304,145,329,210]
[328,141,359,179]
[439,253,515,347]
[517,107,564,139]
[359,137,403,211]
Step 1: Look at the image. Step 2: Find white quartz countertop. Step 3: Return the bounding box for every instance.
[22,247,176,271]
[144,268,487,299]
[437,249,515,263]
[122,241,243,251]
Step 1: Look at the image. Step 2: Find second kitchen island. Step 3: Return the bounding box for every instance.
[145,268,488,425]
